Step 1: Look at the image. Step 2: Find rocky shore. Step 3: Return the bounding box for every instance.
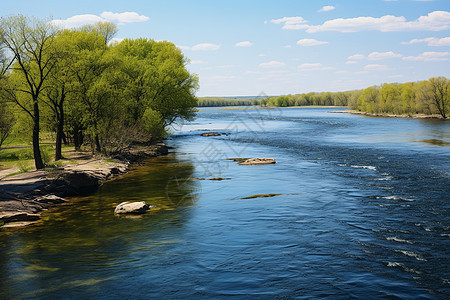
[0,143,168,228]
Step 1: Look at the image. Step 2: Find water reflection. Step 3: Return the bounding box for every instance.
[416,139,450,146]
[0,154,199,299]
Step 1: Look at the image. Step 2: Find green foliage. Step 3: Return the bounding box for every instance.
[198,97,255,107]
[256,91,360,107]
[356,77,449,118]
[0,102,15,148]
[0,16,199,163]
[141,108,165,139]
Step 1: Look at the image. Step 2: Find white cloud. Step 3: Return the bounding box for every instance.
[402,51,449,61]
[389,75,404,79]
[109,37,124,45]
[298,63,334,71]
[177,45,191,51]
[190,60,207,64]
[270,16,306,25]
[235,41,253,47]
[368,51,403,60]
[364,64,391,71]
[270,16,308,30]
[348,54,365,60]
[318,6,336,13]
[346,61,358,64]
[284,45,292,48]
[296,39,329,46]
[51,11,149,28]
[272,11,450,33]
[210,75,237,80]
[216,65,235,69]
[51,14,104,28]
[191,43,221,51]
[100,11,149,23]
[259,61,286,68]
[402,37,450,46]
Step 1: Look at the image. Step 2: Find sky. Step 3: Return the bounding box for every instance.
[2,0,450,97]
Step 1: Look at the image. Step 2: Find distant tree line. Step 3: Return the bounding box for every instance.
[0,15,198,169]
[255,91,361,108]
[198,97,255,107]
[200,77,449,119]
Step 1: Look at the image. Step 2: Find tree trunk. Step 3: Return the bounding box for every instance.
[55,100,65,161]
[55,120,63,160]
[95,134,101,153]
[32,101,45,169]
[73,126,82,151]
[62,131,68,145]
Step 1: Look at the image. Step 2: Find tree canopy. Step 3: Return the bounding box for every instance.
[0,15,199,168]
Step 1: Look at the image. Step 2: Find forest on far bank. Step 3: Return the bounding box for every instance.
[0,15,198,169]
[198,76,449,119]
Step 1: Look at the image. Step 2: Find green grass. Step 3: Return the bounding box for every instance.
[0,143,58,173]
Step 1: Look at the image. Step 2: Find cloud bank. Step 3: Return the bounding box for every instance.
[51,11,149,28]
[271,11,450,32]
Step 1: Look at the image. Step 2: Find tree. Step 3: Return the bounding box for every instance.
[357,86,380,113]
[63,30,111,153]
[428,77,449,119]
[81,21,118,45]
[112,39,198,135]
[0,15,58,169]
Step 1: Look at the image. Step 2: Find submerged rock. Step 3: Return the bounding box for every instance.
[114,201,153,215]
[209,177,232,181]
[238,158,276,165]
[201,132,221,137]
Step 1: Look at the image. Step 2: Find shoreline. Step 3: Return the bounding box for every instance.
[331,110,447,120]
[0,143,168,228]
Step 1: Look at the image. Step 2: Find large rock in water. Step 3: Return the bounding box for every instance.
[114,201,152,214]
[201,132,221,137]
[239,158,276,165]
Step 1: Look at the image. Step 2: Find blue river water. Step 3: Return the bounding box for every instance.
[1,107,449,299]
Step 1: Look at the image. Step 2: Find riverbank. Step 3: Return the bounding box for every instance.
[0,143,168,228]
[331,110,446,120]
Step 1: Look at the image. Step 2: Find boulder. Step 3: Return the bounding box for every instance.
[114,201,153,214]
[59,171,100,188]
[239,158,276,165]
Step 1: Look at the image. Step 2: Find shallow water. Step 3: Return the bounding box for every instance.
[1,107,449,299]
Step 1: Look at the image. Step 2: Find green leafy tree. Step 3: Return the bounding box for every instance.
[428,77,449,119]
[112,38,198,137]
[0,15,58,169]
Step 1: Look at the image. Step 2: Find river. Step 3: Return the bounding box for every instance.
[1,107,449,299]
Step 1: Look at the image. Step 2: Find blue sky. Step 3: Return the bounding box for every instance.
[3,0,450,96]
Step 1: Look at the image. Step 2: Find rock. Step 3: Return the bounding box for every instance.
[201,132,221,137]
[238,158,276,165]
[114,201,153,214]
[0,212,41,223]
[35,195,67,204]
[56,171,101,195]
